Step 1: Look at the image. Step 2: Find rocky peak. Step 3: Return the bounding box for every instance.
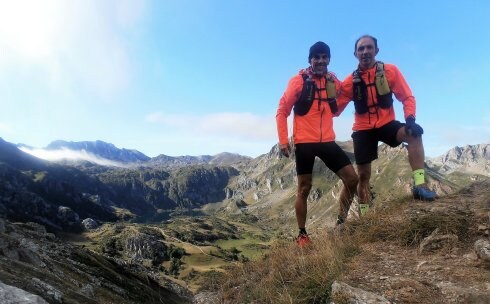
[428,143,490,175]
[46,140,150,163]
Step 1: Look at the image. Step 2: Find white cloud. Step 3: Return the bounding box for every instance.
[0,0,146,99]
[19,147,127,167]
[145,111,277,141]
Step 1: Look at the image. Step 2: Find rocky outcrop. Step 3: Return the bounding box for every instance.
[428,144,490,175]
[331,280,390,304]
[125,233,167,263]
[81,218,99,230]
[0,281,49,304]
[193,291,219,304]
[0,219,189,304]
[474,239,490,262]
[419,228,459,254]
[165,166,239,208]
[57,206,80,227]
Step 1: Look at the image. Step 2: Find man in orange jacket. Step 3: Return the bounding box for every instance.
[276,41,358,246]
[337,35,437,212]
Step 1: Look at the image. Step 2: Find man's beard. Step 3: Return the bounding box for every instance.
[313,65,327,75]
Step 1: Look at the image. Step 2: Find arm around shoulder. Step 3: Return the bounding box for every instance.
[334,74,354,117]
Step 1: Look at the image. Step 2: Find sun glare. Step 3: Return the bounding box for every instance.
[0,0,65,59]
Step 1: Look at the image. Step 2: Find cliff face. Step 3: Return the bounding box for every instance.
[428,144,490,175]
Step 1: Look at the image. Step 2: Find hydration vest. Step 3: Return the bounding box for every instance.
[352,61,393,114]
[293,73,338,116]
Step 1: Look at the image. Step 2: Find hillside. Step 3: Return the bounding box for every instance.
[428,144,490,177]
[0,219,190,304]
[208,180,490,304]
[1,138,241,227]
[216,142,481,237]
[1,137,489,303]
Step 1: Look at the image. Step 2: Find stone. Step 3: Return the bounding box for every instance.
[30,278,63,304]
[331,280,390,304]
[0,280,48,304]
[419,229,458,254]
[81,218,99,230]
[79,284,95,298]
[57,206,80,226]
[474,239,490,262]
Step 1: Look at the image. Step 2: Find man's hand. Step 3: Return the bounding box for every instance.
[405,115,424,137]
[279,143,292,157]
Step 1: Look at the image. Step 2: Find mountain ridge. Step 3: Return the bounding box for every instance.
[1,137,489,303]
[19,139,252,168]
[46,140,151,163]
[427,143,490,175]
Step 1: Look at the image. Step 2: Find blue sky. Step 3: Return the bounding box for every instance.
[1,0,489,158]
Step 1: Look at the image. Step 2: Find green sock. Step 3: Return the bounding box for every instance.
[359,204,369,216]
[413,169,425,186]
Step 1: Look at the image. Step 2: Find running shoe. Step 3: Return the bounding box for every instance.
[296,234,311,248]
[413,184,437,201]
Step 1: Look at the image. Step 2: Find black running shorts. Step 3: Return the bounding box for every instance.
[351,120,404,165]
[295,142,352,175]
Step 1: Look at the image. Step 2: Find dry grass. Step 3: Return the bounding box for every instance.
[211,198,475,303]
[211,233,359,304]
[349,201,472,247]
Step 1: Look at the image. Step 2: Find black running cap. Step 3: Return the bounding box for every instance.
[309,41,330,60]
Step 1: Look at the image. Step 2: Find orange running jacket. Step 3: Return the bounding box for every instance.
[276,70,342,145]
[337,63,416,131]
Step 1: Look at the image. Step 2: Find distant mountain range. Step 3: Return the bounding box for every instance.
[1,138,240,230]
[19,139,252,168]
[148,152,251,168]
[427,144,490,175]
[2,137,489,233]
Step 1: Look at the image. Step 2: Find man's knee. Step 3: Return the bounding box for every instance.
[398,127,423,145]
[297,182,312,198]
[343,173,358,189]
[357,167,371,183]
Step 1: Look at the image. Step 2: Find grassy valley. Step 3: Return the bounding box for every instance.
[62,213,273,295]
